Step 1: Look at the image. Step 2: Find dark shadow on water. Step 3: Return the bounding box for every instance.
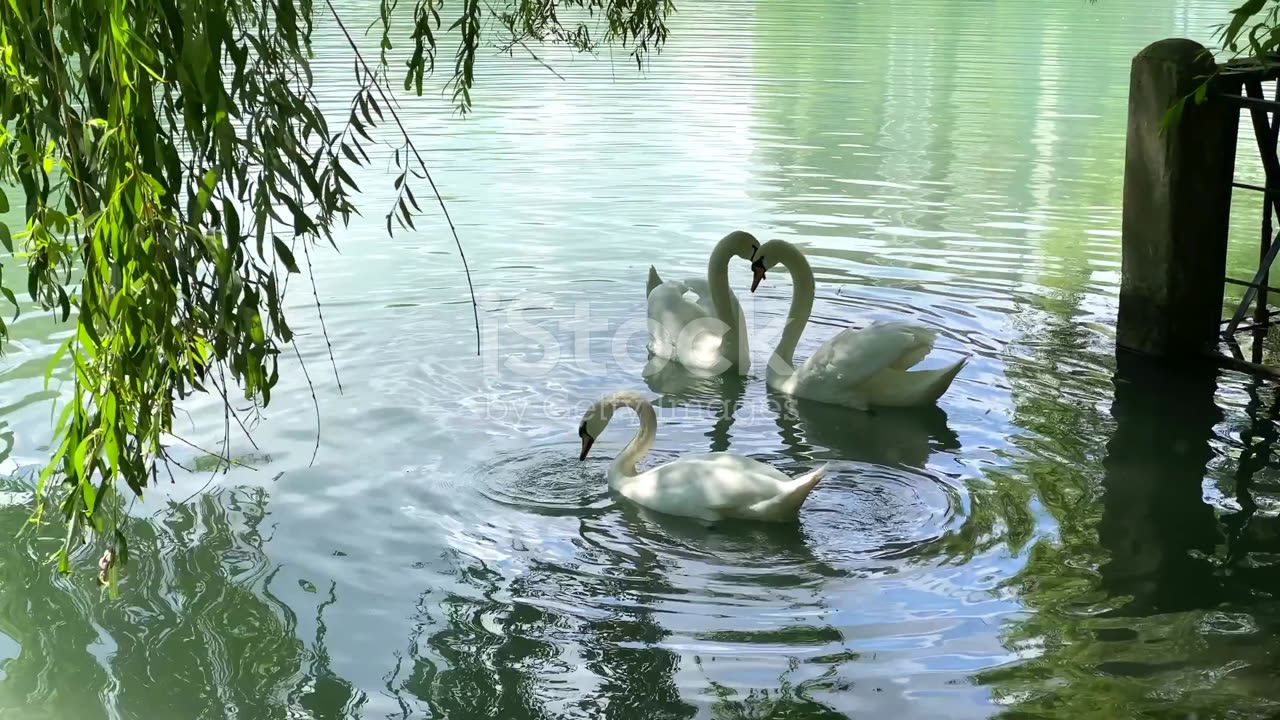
[570,528,697,720]
[396,560,560,719]
[289,580,365,718]
[393,520,851,718]
[1099,351,1280,611]
[1096,350,1224,614]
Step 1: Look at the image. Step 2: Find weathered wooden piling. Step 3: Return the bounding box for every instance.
[1117,39,1238,360]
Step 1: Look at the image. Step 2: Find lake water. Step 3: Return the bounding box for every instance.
[4,0,1280,717]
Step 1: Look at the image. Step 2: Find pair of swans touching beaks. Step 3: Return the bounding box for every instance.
[575,230,969,526]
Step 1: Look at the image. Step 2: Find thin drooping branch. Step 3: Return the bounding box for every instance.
[292,340,323,468]
[326,0,482,356]
[300,236,343,392]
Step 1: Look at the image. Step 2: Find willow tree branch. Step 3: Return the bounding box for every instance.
[324,0,481,356]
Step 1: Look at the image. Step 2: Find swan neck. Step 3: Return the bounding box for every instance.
[707,237,740,329]
[773,242,815,368]
[609,393,657,481]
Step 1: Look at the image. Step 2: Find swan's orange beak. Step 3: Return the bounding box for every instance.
[578,426,596,461]
[751,259,767,293]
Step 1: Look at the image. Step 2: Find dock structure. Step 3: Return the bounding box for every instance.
[1118,39,1280,373]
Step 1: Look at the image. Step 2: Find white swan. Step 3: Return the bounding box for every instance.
[577,391,828,523]
[749,239,967,411]
[646,230,760,375]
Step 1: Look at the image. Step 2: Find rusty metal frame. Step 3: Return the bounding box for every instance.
[1219,74,1280,362]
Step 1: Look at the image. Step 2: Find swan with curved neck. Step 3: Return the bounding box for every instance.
[578,391,827,523]
[646,231,760,375]
[749,239,967,411]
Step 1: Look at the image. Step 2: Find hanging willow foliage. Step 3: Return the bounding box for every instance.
[1161,0,1280,129]
[0,0,673,580]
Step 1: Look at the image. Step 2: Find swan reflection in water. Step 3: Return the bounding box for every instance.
[642,354,743,400]
[642,356,749,454]
[643,345,960,471]
[769,389,960,470]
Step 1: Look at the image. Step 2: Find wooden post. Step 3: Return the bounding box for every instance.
[1117,39,1238,360]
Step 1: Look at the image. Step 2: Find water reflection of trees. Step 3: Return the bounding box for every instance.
[390,497,861,717]
[395,543,698,718]
[748,0,1165,293]
[979,344,1280,715]
[700,666,850,720]
[0,487,362,718]
[397,572,557,718]
[1218,382,1280,589]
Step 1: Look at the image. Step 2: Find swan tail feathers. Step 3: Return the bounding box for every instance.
[647,266,663,297]
[921,355,968,402]
[863,354,967,407]
[748,463,829,520]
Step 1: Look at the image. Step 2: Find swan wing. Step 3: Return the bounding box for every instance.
[866,321,937,370]
[646,279,714,357]
[620,452,795,517]
[794,323,926,392]
[647,277,719,323]
[646,276,747,371]
[681,277,743,317]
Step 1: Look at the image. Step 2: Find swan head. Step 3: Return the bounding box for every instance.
[722,230,761,262]
[577,400,615,461]
[749,238,788,293]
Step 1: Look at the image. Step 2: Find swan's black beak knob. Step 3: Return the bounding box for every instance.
[750,259,767,293]
[578,424,596,461]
